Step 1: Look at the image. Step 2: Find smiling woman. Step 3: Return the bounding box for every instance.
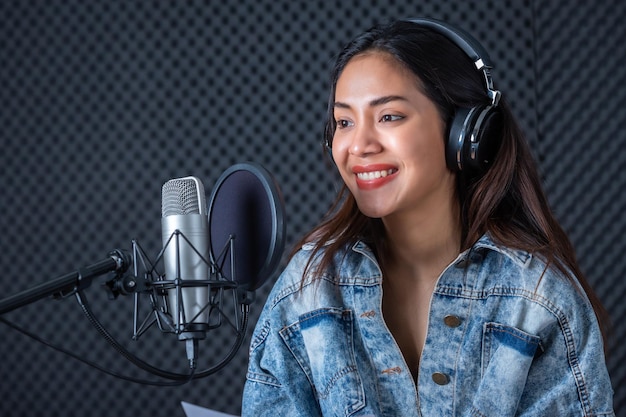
[331,52,455,225]
[241,17,615,417]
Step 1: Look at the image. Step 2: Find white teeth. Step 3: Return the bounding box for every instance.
[356,169,395,180]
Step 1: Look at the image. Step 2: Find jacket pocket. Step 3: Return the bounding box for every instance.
[470,322,542,417]
[280,308,365,417]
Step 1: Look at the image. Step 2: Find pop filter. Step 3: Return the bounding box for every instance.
[207,162,285,291]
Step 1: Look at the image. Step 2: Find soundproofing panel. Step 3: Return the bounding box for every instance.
[0,0,623,415]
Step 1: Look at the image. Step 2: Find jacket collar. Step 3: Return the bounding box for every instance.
[351,233,533,270]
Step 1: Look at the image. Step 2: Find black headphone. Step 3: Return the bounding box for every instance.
[405,17,503,172]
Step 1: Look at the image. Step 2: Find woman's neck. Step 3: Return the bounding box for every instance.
[381,199,462,285]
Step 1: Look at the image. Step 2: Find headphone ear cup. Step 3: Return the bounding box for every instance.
[466,105,503,172]
[323,133,336,163]
[446,106,474,171]
[446,105,502,172]
[325,143,335,164]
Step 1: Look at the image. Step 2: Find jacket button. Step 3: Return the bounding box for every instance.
[443,315,462,328]
[432,372,450,385]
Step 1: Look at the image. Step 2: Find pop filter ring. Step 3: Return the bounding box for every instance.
[207,162,286,292]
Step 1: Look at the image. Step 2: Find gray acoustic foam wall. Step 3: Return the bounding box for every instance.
[0,1,623,416]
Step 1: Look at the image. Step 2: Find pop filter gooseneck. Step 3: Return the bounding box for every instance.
[208,162,286,292]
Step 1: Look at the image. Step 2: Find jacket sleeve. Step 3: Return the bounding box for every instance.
[517,277,615,416]
[241,259,322,417]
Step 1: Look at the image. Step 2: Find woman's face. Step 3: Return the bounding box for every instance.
[331,51,457,222]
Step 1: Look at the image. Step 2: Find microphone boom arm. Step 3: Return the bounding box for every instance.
[0,249,131,315]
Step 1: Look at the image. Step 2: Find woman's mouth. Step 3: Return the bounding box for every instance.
[352,165,398,190]
[356,168,396,180]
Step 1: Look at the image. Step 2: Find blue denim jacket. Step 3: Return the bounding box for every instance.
[242,235,614,416]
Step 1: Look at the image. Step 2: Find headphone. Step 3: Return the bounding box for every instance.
[405,17,503,172]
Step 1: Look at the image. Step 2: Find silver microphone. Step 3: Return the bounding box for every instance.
[161,176,210,340]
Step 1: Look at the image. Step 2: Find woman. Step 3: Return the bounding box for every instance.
[242,18,614,416]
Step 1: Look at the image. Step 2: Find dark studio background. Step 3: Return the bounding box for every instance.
[1,0,624,416]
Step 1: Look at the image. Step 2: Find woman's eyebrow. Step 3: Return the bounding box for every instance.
[334,95,409,109]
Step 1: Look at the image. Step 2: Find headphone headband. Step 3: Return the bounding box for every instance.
[405,17,501,106]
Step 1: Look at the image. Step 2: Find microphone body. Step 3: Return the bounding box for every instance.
[161,176,210,339]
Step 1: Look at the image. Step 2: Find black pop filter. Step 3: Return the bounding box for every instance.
[207,162,285,291]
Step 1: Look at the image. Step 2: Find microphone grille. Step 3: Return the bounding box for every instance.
[162,176,207,217]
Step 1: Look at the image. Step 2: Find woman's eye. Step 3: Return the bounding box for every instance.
[335,119,353,129]
[380,114,403,122]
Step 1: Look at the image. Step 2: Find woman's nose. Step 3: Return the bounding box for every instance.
[349,121,382,157]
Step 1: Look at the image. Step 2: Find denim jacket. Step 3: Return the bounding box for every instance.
[242,235,614,416]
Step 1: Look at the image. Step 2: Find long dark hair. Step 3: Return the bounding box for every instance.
[295,20,609,344]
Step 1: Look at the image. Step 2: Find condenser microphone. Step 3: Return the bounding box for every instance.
[161,176,210,340]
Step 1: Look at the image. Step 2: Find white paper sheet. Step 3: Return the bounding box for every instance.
[180,401,239,417]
